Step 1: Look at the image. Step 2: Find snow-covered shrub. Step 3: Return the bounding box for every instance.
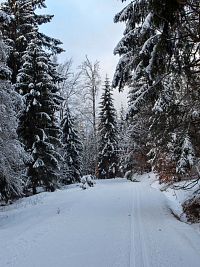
[80,175,95,189]
[124,171,139,182]
[86,175,95,187]
[183,196,200,223]
[124,170,133,180]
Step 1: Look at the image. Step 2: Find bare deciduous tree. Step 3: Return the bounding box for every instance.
[79,56,101,175]
[58,59,81,120]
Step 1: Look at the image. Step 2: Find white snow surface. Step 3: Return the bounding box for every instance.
[1,177,200,267]
[151,174,200,232]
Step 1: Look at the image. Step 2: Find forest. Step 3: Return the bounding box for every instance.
[0,0,199,212]
[0,1,200,266]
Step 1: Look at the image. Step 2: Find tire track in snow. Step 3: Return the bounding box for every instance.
[129,185,135,267]
[129,184,150,267]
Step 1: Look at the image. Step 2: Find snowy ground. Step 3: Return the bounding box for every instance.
[1,177,200,267]
[150,174,200,231]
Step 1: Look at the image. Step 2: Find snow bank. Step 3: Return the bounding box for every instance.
[144,173,200,234]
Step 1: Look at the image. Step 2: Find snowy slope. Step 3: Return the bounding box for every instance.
[1,178,200,267]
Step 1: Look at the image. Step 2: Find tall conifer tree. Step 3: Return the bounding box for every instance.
[0,30,29,201]
[16,36,62,193]
[98,77,118,179]
[0,0,63,83]
[61,107,83,184]
[113,0,200,181]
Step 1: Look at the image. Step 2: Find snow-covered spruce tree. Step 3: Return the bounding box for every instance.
[113,0,194,91]
[0,0,63,83]
[121,78,152,176]
[16,36,62,194]
[124,116,151,176]
[61,107,83,184]
[117,105,132,176]
[97,77,119,179]
[0,31,29,201]
[113,0,200,181]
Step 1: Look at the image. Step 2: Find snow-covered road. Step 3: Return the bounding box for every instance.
[1,178,200,267]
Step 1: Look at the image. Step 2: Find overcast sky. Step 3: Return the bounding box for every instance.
[41,0,124,75]
[40,0,128,109]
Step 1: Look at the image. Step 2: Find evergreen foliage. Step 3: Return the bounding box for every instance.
[0,32,29,201]
[117,106,131,176]
[16,36,62,194]
[113,0,200,181]
[98,77,119,179]
[0,0,63,83]
[61,107,83,184]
